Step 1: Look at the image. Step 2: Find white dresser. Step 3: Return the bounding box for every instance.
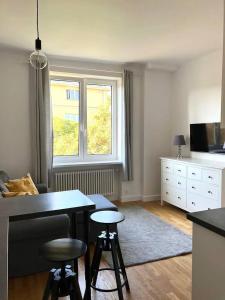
[161,157,225,212]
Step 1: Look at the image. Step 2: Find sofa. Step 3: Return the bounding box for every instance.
[0,170,118,277]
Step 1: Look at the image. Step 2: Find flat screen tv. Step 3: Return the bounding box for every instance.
[190,123,225,153]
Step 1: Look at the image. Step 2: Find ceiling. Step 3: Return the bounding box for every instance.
[0,0,223,65]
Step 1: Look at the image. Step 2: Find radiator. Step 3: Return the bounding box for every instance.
[54,168,115,196]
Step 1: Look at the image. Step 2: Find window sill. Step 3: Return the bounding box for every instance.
[53,160,122,171]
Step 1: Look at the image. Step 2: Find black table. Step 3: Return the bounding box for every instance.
[0,190,95,300]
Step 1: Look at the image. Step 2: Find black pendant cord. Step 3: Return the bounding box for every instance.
[35,0,41,51]
[30,0,48,68]
[37,0,39,38]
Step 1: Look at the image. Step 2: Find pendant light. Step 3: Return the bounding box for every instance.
[30,0,47,70]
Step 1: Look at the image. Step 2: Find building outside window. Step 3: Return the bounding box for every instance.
[66,89,79,100]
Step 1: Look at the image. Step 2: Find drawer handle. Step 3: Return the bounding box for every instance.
[192,201,195,206]
[178,182,181,185]
[177,196,181,200]
[192,172,196,175]
[208,191,212,194]
[191,186,196,189]
[166,166,169,169]
[178,169,181,172]
[208,176,213,179]
[166,178,169,181]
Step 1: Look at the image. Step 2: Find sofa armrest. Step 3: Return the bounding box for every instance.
[36,183,48,194]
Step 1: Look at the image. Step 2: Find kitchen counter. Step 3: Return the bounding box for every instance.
[187,208,225,238]
[188,208,225,300]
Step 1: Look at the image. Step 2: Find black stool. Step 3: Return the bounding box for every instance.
[39,238,87,300]
[90,210,130,300]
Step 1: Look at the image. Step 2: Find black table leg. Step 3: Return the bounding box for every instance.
[84,210,91,300]
[71,213,78,275]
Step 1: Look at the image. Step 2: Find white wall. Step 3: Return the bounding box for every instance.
[171,49,223,157]
[140,51,224,200]
[0,48,146,201]
[1,46,222,202]
[121,67,173,201]
[142,69,173,201]
[0,48,32,178]
[0,47,173,202]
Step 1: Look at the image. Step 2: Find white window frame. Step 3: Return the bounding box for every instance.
[51,75,118,166]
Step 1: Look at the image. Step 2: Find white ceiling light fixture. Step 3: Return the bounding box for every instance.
[30,0,47,70]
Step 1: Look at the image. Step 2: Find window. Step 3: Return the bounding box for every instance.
[66,89,79,100]
[50,75,119,164]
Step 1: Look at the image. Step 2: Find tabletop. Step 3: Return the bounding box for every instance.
[0,190,95,221]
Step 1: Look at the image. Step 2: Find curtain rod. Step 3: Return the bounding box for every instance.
[49,63,124,75]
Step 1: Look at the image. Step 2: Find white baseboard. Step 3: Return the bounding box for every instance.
[120,194,160,202]
[120,194,143,202]
[142,194,160,202]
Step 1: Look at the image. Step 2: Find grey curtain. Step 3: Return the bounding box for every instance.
[123,69,133,181]
[30,64,53,187]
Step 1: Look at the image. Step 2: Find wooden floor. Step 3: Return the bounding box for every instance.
[9,201,192,300]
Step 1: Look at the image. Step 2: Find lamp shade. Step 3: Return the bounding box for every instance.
[173,135,186,146]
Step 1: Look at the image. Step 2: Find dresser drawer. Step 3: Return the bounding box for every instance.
[187,180,219,200]
[162,186,173,202]
[188,166,202,180]
[162,186,186,209]
[162,161,174,174]
[162,174,175,186]
[202,184,219,200]
[172,189,186,209]
[202,169,220,186]
[173,163,187,177]
[187,193,220,212]
[174,176,186,190]
[187,180,203,195]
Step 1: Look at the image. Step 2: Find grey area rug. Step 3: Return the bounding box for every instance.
[103,205,192,267]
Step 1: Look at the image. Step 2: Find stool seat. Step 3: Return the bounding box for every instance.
[39,238,87,262]
[91,210,125,225]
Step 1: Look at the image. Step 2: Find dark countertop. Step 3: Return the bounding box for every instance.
[187,208,225,238]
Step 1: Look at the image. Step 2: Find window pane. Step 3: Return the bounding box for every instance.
[87,84,112,155]
[51,80,80,156]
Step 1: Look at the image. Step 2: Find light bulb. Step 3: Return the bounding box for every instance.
[30,49,47,70]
